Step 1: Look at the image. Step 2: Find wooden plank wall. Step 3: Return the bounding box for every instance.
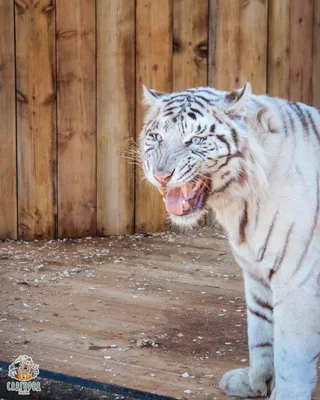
[16,0,56,240]
[56,0,96,238]
[0,0,319,240]
[97,0,135,236]
[0,0,16,239]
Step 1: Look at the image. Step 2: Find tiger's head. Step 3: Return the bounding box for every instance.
[139,83,269,227]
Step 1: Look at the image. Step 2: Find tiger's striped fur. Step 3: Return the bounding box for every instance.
[139,83,320,400]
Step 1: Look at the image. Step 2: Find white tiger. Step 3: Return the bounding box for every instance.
[139,83,320,399]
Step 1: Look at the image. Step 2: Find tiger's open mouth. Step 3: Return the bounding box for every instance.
[158,177,211,216]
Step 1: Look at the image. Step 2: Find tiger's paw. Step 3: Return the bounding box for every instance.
[219,367,270,398]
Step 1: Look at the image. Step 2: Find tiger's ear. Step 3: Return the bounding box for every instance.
[225,82,252,115]
[142,85,167,106]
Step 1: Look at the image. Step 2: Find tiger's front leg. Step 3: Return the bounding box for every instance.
[220,272,274,398]
[269,284,320,400]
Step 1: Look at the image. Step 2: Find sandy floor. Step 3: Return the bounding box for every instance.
[0,226,319,399]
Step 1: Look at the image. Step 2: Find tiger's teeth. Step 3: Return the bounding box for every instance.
[192,180,203,192]
[158,187,165,196]
[162,198,166,204]
[182,200,189,210]
[181,185,188,198]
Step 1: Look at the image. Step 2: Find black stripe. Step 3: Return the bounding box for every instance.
[179,165,193,180]
[211,110,225,124]
[212,177,236,194]
[164,96,186,106]
[216,134,231,154]
[189,107,204,117]
[257,212,278,262]
[191,148,205,158]
[212,152,243,173]
[194,95,211,104]
[269,223,294,279]
[247,271,271,290]
[188,112,197,120]
[306,109,320,144]
[251,293,273,312]
[163,110,175,117]
[231,128,239,148]
[290,102,310,137]
[145,146,155,154]
[163,105,179,113]
[252,342,273,349]
[280,108,289,135]
[310,353,319,363]
[248,307,273,324]
[195,125,207,135]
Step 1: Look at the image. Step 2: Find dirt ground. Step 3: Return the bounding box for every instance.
[0,226,319,399]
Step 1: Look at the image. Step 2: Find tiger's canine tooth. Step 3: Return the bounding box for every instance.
[162,198,166,204]
[158,187,165,196]
[182,200,189,209]
[181,185,188,198]
[192,180,202,192]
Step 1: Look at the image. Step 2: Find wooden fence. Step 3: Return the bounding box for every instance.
[0,0,319,240]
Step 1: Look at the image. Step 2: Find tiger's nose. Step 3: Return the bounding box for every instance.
[154,170,174,187]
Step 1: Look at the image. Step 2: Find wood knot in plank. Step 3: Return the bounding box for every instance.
[240,0,250,8]
[195,41,208,58]
[19,223,31,231]
[84,131,95,139]
[58,130,74,140]
[86,202,96,210]
[173,38,182,53]
[16,90,28,104]
[15,0,28,10]
[42,3,55,12]
[57,30,77,39]
[42,92,56,106]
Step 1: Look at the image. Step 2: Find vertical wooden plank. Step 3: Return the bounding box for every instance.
[267,0,291,98]
[214,0,240,91]
[135,0,172,233]
[313,0,320,109]
[0,1,17,239]
[289,0,313,104]
[215,0,268,94]
[16,0,56,240]
[97,0,135,236]
[208,0,218,87]
[239,0,268,94]
[57,0,96,238]
[173,0,208,90]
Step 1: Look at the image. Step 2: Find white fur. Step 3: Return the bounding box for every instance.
[139,84,320,399]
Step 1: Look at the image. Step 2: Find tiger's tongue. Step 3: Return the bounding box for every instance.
[165,185,192,215]
[165,188,184,215]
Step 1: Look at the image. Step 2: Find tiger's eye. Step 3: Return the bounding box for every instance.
[191,136,202,145]
[154,133,163,142]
